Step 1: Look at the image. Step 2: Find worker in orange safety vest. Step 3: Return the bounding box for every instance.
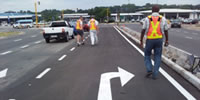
[76,16,84,46]
[140,5,169,80]
[88,15,99,46]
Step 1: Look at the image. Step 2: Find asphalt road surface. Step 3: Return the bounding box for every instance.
[0,25,200,100]
[124,23,200,56]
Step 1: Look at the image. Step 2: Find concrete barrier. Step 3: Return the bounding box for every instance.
[116,26,200,90]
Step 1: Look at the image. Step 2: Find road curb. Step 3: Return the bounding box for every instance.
[115,26,200,90]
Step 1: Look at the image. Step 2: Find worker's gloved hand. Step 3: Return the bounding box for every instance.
[164,41,169,47]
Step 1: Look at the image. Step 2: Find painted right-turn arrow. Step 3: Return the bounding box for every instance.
[97,67,134,100]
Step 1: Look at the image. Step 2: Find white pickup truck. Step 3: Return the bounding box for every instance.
[42,21,74,43]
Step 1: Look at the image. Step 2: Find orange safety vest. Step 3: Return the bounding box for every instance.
[147,16,163,39]
[76,19,83,30]
[89,19,97,30]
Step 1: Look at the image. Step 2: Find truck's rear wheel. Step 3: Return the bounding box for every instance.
[71,35,74,39]
[64,33,69,42]
[45,38,50,43]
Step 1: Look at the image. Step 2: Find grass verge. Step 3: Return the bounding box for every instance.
[0,32,23,37]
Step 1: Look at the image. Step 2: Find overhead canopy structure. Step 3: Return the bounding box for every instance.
[0,13,41,24]
[139,9,200,19]
[111,13,144,22]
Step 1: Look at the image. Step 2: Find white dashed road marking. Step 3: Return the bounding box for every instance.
[192,33,198,35]
[58,55,67,61]
[70,47,75,51]
[185,36,193,39]
[14,39,22,42]
[34,40,42,44]
[31,35,37,38]
[36,68,51,79]
[20,45,30,49]
[1,51,13,55]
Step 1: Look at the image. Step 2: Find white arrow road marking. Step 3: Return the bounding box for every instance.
[70,47,75,51]
[114,26,196,100]
[0,51,13,55]
[97,67,134,100]
[20,45,30,49]
[0,68,8,78]
[14,39,22,42]
[36,68,51,79]
[58,55,67,61]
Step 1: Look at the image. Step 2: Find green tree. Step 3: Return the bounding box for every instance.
[41,9,61,22]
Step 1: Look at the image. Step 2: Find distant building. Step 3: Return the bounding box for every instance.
[139,9,200,19]
[63,13,90,21]
[111,13,144,22]
[0,13,41,24]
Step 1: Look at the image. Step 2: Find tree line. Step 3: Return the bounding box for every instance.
[5,3,200,22]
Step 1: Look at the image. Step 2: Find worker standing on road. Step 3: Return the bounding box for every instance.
[76,16,84,46]
[88,15,99,46]
[140,5,169,80]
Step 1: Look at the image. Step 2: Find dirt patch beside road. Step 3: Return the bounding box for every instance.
[182,24,200,31]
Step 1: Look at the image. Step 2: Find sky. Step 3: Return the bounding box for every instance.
[0,0,199,13]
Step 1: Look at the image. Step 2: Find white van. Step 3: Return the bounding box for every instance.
[13,20,33,29]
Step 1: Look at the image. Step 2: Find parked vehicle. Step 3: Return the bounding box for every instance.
[140,18,145,25]
[171,19,181,28]
[13,19,33,28]
[136,18,140,22]
[131,19,135,22]
[42,20,74,43]
[83,21,89,32]
[69,21,77,36]
[182,19,192,24]
[191,19,199,24]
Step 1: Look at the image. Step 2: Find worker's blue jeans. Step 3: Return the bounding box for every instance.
[144,39,163,78]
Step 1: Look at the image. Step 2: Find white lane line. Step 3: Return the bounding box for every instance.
[31,35,37,38]
[192,33,198,35]
[114,26,196,100]
[14,39,22,42]
[0,51,13,55]
[34,40,42,44]
[185,36,193,39]
[36,68,51,79]
[20,45,30,49]
[58,55,67,61]
[70,47,75,51]
[9,99,16,100]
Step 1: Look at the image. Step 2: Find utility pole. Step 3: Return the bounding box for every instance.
[62,10,64,20]
[128,0,130,22]
[34,1,38,27]
[34,0,40,28]
[107,8,109,23]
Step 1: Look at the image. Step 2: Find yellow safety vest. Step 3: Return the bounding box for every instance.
[89,19,97,30]
[76,19,83,30]
[147,16,163,39]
